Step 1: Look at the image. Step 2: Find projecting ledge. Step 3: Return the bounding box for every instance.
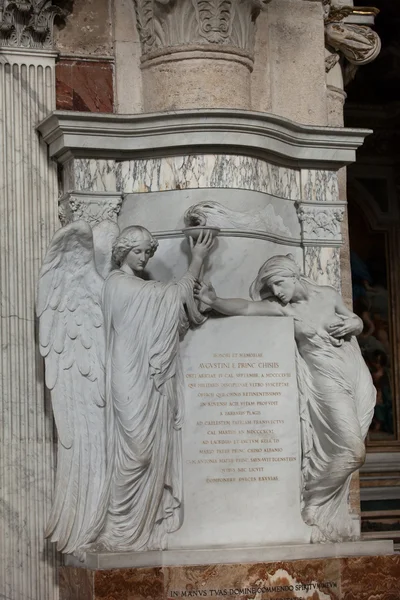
[37,109,371,169]
[65,540,394,570]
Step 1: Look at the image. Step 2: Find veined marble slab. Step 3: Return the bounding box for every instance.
[117,155,301,200]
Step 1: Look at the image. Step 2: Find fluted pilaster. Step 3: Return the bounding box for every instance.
[0,48,59,600]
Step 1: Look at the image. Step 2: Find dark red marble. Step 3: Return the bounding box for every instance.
[341,555,400,600]
[56,59,114,113]
[94,567,164,600]
[58,554,400,600]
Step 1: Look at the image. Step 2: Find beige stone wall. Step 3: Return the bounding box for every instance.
[252,0,328,125]
[55,0,331,123]
[55,0,113,56]
[113,0,143,113]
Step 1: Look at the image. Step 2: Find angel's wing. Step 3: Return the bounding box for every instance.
[37,220,107,555]
[92,219,120,278]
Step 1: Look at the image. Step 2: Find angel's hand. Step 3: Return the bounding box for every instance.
[194,281,217,306]
[191,230,214,261]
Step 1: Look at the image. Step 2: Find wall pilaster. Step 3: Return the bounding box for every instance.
[0,4,71,600]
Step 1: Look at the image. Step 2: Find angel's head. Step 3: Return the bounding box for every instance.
[112,226,159,274]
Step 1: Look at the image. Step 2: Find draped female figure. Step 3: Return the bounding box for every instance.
[195,254,375,542]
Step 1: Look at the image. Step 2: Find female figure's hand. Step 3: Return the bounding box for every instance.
[328,316,361,339]
[190,230,214,260]
[194,281,217,306]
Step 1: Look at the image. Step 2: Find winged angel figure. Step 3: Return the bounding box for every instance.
[37,219,213,556]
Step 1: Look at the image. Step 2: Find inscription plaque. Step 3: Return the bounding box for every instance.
[168,316,310,549]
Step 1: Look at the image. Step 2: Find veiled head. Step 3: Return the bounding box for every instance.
[112,226,159,270]
[249,254,301,304]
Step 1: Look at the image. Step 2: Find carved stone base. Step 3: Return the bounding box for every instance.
[60,547,399,600]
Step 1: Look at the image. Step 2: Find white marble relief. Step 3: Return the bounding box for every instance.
[195,253,374,543]
[37,220,212,556]
[301,169,339,203]
[184,200,292,238]
[304,246,341,291]
[59,192,123,227]
[64,159,118,193]
[297,204,345,244]
[116,155,301,200]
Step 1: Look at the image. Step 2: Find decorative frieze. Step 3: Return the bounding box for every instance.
[0,0,72,48]
[296,202,345,245]
[59,192,123,227]
[132,0,270,59]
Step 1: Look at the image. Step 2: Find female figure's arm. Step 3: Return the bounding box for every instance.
[194,281,284,317]
[329,291,363,338]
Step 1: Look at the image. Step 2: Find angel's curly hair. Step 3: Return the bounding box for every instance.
[112,226,159,268]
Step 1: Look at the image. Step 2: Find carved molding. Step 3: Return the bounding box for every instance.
[132,0,270,60]
[59,192,122,227]
[296,202,345,245]
[323,1,381,82]
[0,0,72,48]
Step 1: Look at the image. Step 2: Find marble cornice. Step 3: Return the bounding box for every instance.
[38,109,371,169]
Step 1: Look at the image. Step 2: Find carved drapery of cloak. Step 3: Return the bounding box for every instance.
[86,270,203,551]
[297,332,375,542]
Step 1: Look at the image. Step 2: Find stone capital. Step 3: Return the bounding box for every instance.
[0,0,72,49]
[132,0,270,62]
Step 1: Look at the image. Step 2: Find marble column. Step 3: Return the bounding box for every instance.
[132,0,271,111]
[0,3,71,599]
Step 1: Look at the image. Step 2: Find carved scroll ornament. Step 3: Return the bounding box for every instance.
[323,1,381,79]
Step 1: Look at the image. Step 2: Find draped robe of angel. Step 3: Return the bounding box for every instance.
[85,264,204,552]
[37,220,204,555]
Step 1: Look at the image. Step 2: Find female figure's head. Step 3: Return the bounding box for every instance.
[249,254,302,304]
[112,226,159,273]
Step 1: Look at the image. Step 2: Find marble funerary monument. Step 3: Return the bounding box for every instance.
[0,0,398,599]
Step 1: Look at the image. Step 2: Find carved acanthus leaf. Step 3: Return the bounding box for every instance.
[132,0,271,57]
[0,0,72,48]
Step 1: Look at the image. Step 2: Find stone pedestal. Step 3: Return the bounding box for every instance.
[59,546,399,600]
